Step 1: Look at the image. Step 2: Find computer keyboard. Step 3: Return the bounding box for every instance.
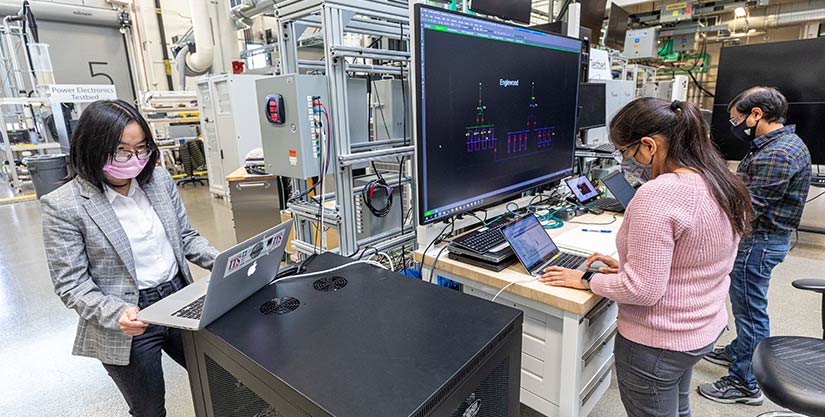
[172,296,205,320]
[588,197,623,212]
[452,224,508,254]
[547,252,587,270]
[592,143,615,153]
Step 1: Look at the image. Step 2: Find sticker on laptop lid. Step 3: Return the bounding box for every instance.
[224,229,286,277]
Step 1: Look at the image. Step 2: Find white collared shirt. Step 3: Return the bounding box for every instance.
[105,181,179,289]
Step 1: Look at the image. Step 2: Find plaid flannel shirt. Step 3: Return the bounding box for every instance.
[737,125,811,235]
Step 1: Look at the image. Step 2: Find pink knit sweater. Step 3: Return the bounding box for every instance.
[589,172,738,352]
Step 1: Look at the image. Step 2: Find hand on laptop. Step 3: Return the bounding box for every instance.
[538,267,586,289]
[119,306,149,336]
[587,253,618,274]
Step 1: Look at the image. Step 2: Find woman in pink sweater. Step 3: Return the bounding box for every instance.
[541,98,753,417]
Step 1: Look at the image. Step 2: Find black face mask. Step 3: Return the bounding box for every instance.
[730,118,759,144]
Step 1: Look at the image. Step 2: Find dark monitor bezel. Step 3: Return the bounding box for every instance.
[413,4,583,225]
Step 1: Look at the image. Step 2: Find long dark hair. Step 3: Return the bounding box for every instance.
[610,97,753,237]
[69,99,158,190]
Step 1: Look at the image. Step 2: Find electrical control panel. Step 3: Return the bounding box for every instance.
[623,28,659,59]
[660,2,693,23]
[256,74,368,179]
[672,32,698,53]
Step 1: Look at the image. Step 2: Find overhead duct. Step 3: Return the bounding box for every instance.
[0,1,120,27]
[230,0,275,28]
[767,8,825,27]
[185,0,213,73]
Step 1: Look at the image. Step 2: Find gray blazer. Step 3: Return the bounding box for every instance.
[41,169,219,366]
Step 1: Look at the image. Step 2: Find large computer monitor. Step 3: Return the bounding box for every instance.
[710,37,825,165]
[469,0,532,25]
[604,4,630,50]
[414,5,582,225]
[579,0,608,45]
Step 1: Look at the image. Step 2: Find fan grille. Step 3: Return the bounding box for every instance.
[313,276,348,292]
[260,297,300,315]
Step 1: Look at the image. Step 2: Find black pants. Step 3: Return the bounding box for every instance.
[103,275,187,417]
[615,332,713,417]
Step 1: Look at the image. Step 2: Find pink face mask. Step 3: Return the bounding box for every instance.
[103,157,149,180]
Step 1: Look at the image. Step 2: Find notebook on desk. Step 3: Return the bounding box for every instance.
[554,226,618,256]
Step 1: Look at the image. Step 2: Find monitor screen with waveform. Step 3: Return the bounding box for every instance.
[415,5,582,225]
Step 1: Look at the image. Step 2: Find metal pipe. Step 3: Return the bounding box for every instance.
[230,0,275,26]
[290,239,340,256]
[351,138,406,150]
[767,8,825,28]
[330,45,410,61]
[0,29,16,97]
[337,145,414,166]
[2,17,24,95]
[298,59,403,76]
[153,0,173,90]
[185,0,213,73]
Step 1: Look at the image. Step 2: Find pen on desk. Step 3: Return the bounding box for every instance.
[581,229,612,233]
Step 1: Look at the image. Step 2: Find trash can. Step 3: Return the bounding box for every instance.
[25,154,68,199]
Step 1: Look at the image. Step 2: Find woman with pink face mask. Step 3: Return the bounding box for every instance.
[40,99,218,417]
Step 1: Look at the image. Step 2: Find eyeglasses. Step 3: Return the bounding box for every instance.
[611,140,642,163]
[113,146,154,162]
[729,114,746,126]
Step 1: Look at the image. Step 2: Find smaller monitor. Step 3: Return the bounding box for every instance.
[578,83,607,130]
[565,176,600,204]
[470,0,532,24]
[601,171,637,208]
[579,0,608,44]
[605,4,630,50]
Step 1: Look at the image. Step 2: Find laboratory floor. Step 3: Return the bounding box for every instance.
[1,184,823,417]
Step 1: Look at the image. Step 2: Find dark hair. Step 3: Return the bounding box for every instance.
[69,99,158,189]
[610,97,753,237]
[727,86,788,123]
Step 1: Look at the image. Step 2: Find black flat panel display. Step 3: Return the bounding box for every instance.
[578,83,606,130]
[579,0,608,45]
[711,37,825,164]
[470,0,533,24]
[415,5,582,225]
[604,4,630,50]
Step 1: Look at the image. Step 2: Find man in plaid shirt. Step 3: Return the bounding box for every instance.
[699,87,812,405]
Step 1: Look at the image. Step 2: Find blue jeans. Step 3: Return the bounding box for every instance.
[102,275,187,417]
[723,232,791,389]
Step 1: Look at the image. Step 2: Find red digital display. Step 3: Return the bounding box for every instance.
[265,95,285,124]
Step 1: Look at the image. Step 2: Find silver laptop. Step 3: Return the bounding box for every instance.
[138,220,293,330]
[501,215,588,276]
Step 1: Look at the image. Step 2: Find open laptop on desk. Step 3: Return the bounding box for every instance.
[600,170,637,210]
[138,220,292,330]
[565,176,625,213]
[501,214,589,276]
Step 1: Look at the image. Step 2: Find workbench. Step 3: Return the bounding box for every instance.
[415,213,623,417]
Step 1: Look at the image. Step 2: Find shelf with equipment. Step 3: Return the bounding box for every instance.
[268,0,415,268]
